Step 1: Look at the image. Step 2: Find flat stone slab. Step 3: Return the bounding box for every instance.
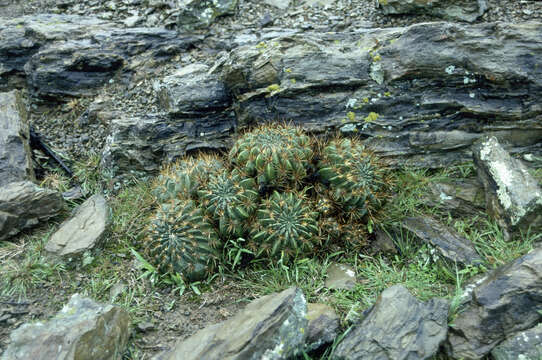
[334,285,449,360]
[401,216,483,266]
[45,194,110,258]
[325,263,356,290]
[0,91,34,187]
[473,136,542,240]
[155,287,307,360]
[0,181,64,241]
[446,247,542,359]
[1,294,130,360]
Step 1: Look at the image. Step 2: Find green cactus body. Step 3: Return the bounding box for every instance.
[229,125,313,189]
[250,191,319,261]
[198,170,259,238]
[318,138,386,220]
[152,155,224,202]
[145,199,220,281]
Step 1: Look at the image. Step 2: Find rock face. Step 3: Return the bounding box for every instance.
[1,294,130,360]
[377,0,488,22]
[401,216,482,266]
[473,136,542,240]
[334,285,449,360]
[446,247,542,359]
[155,287,307,360]
[45,194,110,259]
[0,181,64,241]
[491,324,542,360]
[0,14,202,97]
[0,90,34,187]
[220,22,542,168]
[177,0,239,31]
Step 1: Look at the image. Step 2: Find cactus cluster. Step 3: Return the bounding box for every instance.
[229,125,313,188]
[144,124,389,281]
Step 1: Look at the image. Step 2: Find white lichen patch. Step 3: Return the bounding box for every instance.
[445,65,455,74]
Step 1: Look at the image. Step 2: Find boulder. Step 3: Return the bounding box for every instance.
[154,287,307,360]
[0,14,203,98]
[304,303,340,353]
[377,0,488,22]
[176,0,238,31]
[401,216,483,266]
[491,324,542,360]
[333,285,449,360]
[473,136,542,240]
[45,194,110,259]
[220,22,542,168]
[1,294,130,360]
[445,247,542,359]
[0,90,34,187]
[0,181,64,241]
[100,111,235,179]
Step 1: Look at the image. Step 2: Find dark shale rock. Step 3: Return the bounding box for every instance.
[421,178,485,216]
[176,0,239,31]
[220,22,542,168]
[377,0,488,22]
[334,285,449,360]
[0,181,64,241]
[45,194,110,259]
[304,303,340,353]
[154,287,307,360]
[401,216,483,266]
[1,294,130,360]
[101,111,235,179]
[0,90,34,187]
[473,136,542,240]
[0,14,202,98]
[445,247,542,359]
[491,324,542,360]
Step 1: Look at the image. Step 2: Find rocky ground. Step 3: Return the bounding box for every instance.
[1,0,542,359]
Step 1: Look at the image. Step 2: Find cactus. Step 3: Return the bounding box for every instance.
[152,154,224,202]
[145,199,220,281]
[249,190,319,261]
[318,138,386,221]
[198,170,259,238]
[229,124,313,189]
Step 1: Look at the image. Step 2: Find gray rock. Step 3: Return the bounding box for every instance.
[0,181,64,241]
[1,294,130,360]
[0,14,202,98]
[0,90,34,187]
[401,216,483,266]
[422,178,485,216]
[263,0,291,10]
[372,227,398,254]
[334,285,449,360]
[100,111,235,179]
[377,0,488,22]
[220,22,542,168]
[325,263,356,290]
[445,247,542,359]
[154,287,307,360]
[45,194,110,259]
[305,303,340,352]
[177,0,238,31]
[473,136,542,240]
[157,63,232,118]
[491,324,542,360]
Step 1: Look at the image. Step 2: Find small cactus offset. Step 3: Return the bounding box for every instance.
[229,124,313,189]
[318,138,387,221]
[250,190,320,260]
[152,154,224,202]
[198,169,259,238]
[145,199,220,281]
